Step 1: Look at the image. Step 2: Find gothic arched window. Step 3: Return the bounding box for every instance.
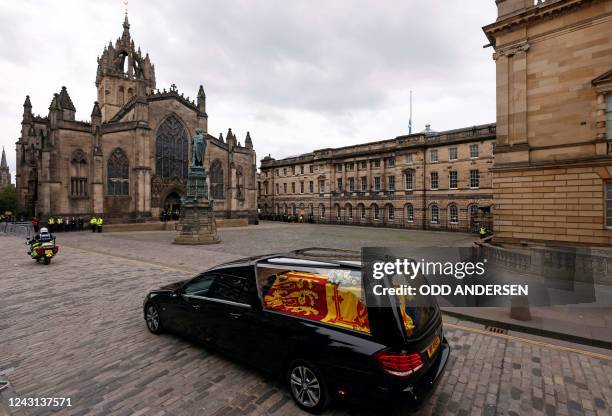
[155,115,189,179]
[107,148,129,196]
[70,149,88,197]
[210,159,224,199]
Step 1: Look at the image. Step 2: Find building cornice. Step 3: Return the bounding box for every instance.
[483,0,597,46]
[491,155,612,171]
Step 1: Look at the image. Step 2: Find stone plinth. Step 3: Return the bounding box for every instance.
[173,199,219,245]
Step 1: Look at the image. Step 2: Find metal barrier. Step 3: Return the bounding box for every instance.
[0,222,33,238]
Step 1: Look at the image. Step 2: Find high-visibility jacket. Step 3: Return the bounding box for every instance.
[479,227,486,235]
[90,218,96,225]
[48,217,55,224]
[97,218,104,226]
[57,217,63,224]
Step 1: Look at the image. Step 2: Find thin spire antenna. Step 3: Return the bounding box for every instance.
[409,90,413,134]
[123,0,128,16]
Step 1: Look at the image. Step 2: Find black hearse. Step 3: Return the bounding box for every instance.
[143,249,449,413]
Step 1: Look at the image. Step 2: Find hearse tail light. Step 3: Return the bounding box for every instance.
[374,351,424,377]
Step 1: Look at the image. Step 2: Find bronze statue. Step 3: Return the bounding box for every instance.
[191,129,206,167]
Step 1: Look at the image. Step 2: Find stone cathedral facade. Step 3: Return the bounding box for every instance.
[15,15,258,223]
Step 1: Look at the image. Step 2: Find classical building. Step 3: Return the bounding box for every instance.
[15,14,257,223]
[0,148,10,189]
[258,124,496,231]
[483,0,612,245]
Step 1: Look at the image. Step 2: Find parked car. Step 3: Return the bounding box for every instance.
[143,248,449,413]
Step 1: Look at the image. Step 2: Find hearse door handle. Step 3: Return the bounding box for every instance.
[228,312,241,319]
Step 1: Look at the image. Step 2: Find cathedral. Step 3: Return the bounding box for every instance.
[15,14,257,223]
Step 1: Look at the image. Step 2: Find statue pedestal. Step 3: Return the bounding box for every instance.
[173,164,220,245]
[173,199,220,245]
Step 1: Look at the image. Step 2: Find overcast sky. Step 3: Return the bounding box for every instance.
[0,0,497,177]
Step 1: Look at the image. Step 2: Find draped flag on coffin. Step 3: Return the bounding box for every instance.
[263,271,370,334]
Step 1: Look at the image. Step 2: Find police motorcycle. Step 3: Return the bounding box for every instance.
[26,227,59,265]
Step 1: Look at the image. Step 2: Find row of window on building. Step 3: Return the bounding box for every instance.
[268,143,484,178]
[271,202,481,225]
[266,169,481,195]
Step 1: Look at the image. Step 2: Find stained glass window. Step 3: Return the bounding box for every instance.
[155,116,189,179]
[107,148,129,196]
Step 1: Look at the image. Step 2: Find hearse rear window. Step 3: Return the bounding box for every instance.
[391,274,437,338]
[256,265,370,334]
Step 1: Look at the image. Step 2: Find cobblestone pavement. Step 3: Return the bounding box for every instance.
[0,227,611,416]
[47,221,479,273]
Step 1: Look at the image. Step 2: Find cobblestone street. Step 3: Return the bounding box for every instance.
[1,224,611,415]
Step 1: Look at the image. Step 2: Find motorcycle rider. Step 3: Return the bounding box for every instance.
[27,227,54,254]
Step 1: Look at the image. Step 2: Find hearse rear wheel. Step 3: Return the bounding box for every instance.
[287,360,329,413]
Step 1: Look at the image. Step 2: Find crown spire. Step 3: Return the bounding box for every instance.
[123,0,129,25]
[121,1,130,41]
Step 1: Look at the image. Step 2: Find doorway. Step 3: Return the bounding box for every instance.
[162,192,182,220]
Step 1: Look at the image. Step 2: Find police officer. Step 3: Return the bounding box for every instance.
[48,216,55,233]
[97,217,104,233]
[56,216,63,232]
[90,216,96,233]
[479,226,487,239]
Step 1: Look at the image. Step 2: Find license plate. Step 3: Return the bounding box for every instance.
[45,250,53,257]
[426,335,440,358]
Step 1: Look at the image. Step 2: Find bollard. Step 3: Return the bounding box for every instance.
[510,295,532,321]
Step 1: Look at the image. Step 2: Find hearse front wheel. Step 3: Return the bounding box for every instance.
[286,360,329,413]
[145,303,163,334]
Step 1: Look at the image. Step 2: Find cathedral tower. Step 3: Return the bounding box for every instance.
[95,13,155,122]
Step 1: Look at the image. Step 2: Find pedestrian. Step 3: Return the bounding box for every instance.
[31,217,39,233]
[78,217,84,231]
[97,217,104,233]
[57,216,63,232]
[90,217,96,233]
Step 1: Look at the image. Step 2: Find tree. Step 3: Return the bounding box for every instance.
[0,185,17,215]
